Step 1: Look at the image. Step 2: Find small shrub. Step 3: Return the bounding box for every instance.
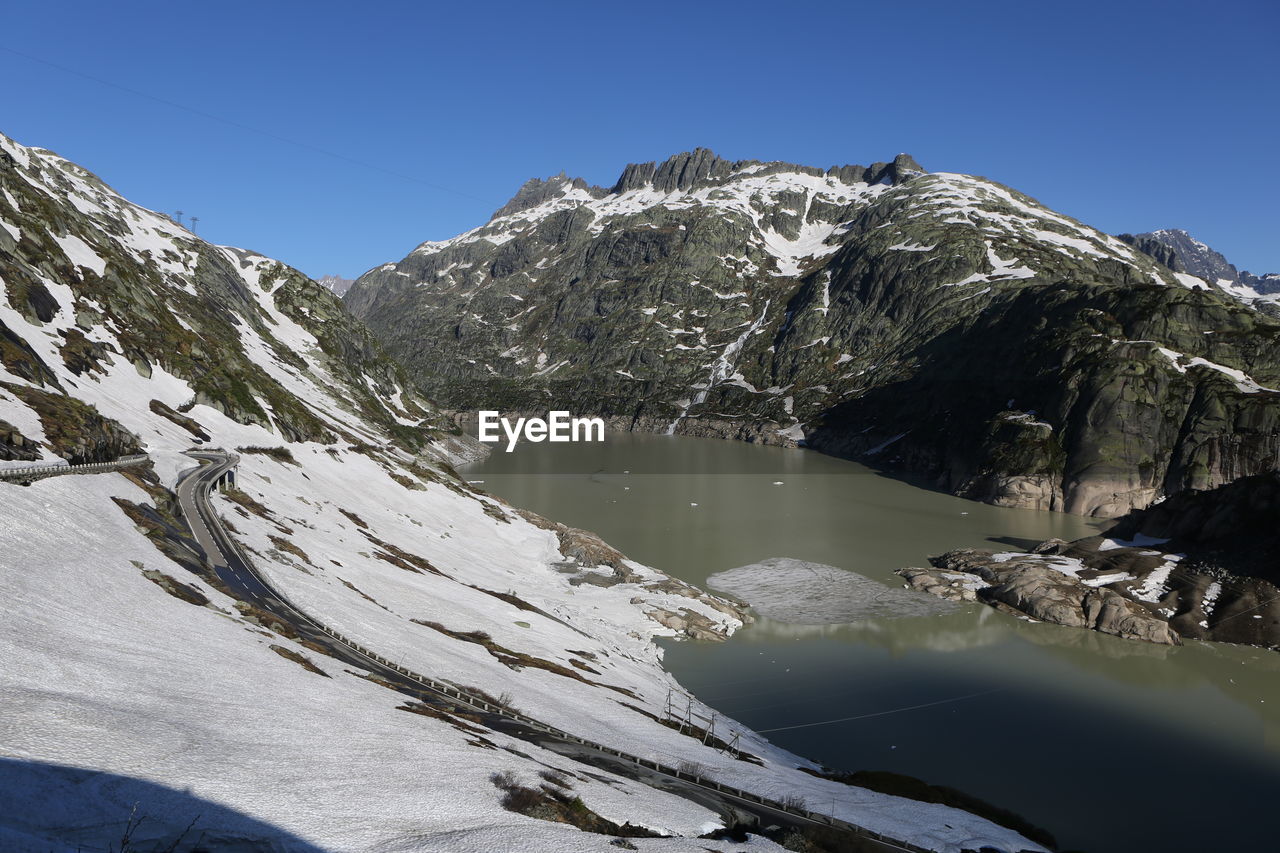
[488,770,660,838]
[779,793,808,811]
[237,445,297,465]
[676,760,708,781]
[538,770,570,789]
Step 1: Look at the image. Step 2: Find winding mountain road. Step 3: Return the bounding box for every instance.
[174,449,940,853]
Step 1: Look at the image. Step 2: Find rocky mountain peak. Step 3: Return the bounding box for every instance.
[316,274,355,297]
[489,172,604,221]
[621,147,737,194]
[610,148,927,195]
[889,152,925,178]
[1118,228,1279,294]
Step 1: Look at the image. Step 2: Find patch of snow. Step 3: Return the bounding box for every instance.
[1155,347,1278,393]
[1098,534,1172,551]
[53,233,106,276]
[1130,557,1182,603]
[1202,581,1223,616]
[775,423,805,442]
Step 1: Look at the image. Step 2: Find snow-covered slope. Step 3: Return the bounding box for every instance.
[0,475,745,853]
[0,132,1042,852]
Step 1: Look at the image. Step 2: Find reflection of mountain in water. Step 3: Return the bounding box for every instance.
[734,603,1280,749]
[739,603,1181,661]
[740,608,1014,654]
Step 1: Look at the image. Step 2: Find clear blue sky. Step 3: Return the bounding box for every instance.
[2,0,1276,278]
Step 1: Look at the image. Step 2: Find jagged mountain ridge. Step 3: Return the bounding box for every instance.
[347,148,1280,518]
[1118,228,1280,296]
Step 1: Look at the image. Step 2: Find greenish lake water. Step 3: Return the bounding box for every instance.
[464,432,1280,853]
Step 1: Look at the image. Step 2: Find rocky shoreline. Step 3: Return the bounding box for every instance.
[899,544,1183,646]
[900,472,1280,650]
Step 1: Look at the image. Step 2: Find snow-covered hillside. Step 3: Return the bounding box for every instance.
[0,131,1043,852]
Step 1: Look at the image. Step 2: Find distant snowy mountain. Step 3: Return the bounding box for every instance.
[1118,228,1280,296]
[316,273,355,296]
[348,149,1280,519]
[0,131,1042,853]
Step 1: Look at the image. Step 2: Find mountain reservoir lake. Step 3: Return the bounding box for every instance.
[463,432,1280,853]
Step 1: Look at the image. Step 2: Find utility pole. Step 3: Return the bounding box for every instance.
[174,209,184,226]
[189,216,199,233]
[724,730,740,759]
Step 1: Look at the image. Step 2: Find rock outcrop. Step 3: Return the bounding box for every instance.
[902,550,1180,646]
[902,472,1280,649]
[3,382,142,464]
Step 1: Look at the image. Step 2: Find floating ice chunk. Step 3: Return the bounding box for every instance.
[708,558,956,625]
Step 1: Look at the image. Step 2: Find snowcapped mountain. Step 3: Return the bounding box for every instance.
[346,149,1280,518]
[316,273,355,296]
[0,132,1045,852]
[1118,228,1280,297]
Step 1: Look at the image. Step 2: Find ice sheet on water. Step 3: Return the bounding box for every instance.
[707,557,956,625]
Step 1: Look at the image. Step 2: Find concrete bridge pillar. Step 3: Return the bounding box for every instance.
[216,466,237,492]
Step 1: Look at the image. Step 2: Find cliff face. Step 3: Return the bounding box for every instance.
[1108,471,1280,581]
[348,149,1280,517]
